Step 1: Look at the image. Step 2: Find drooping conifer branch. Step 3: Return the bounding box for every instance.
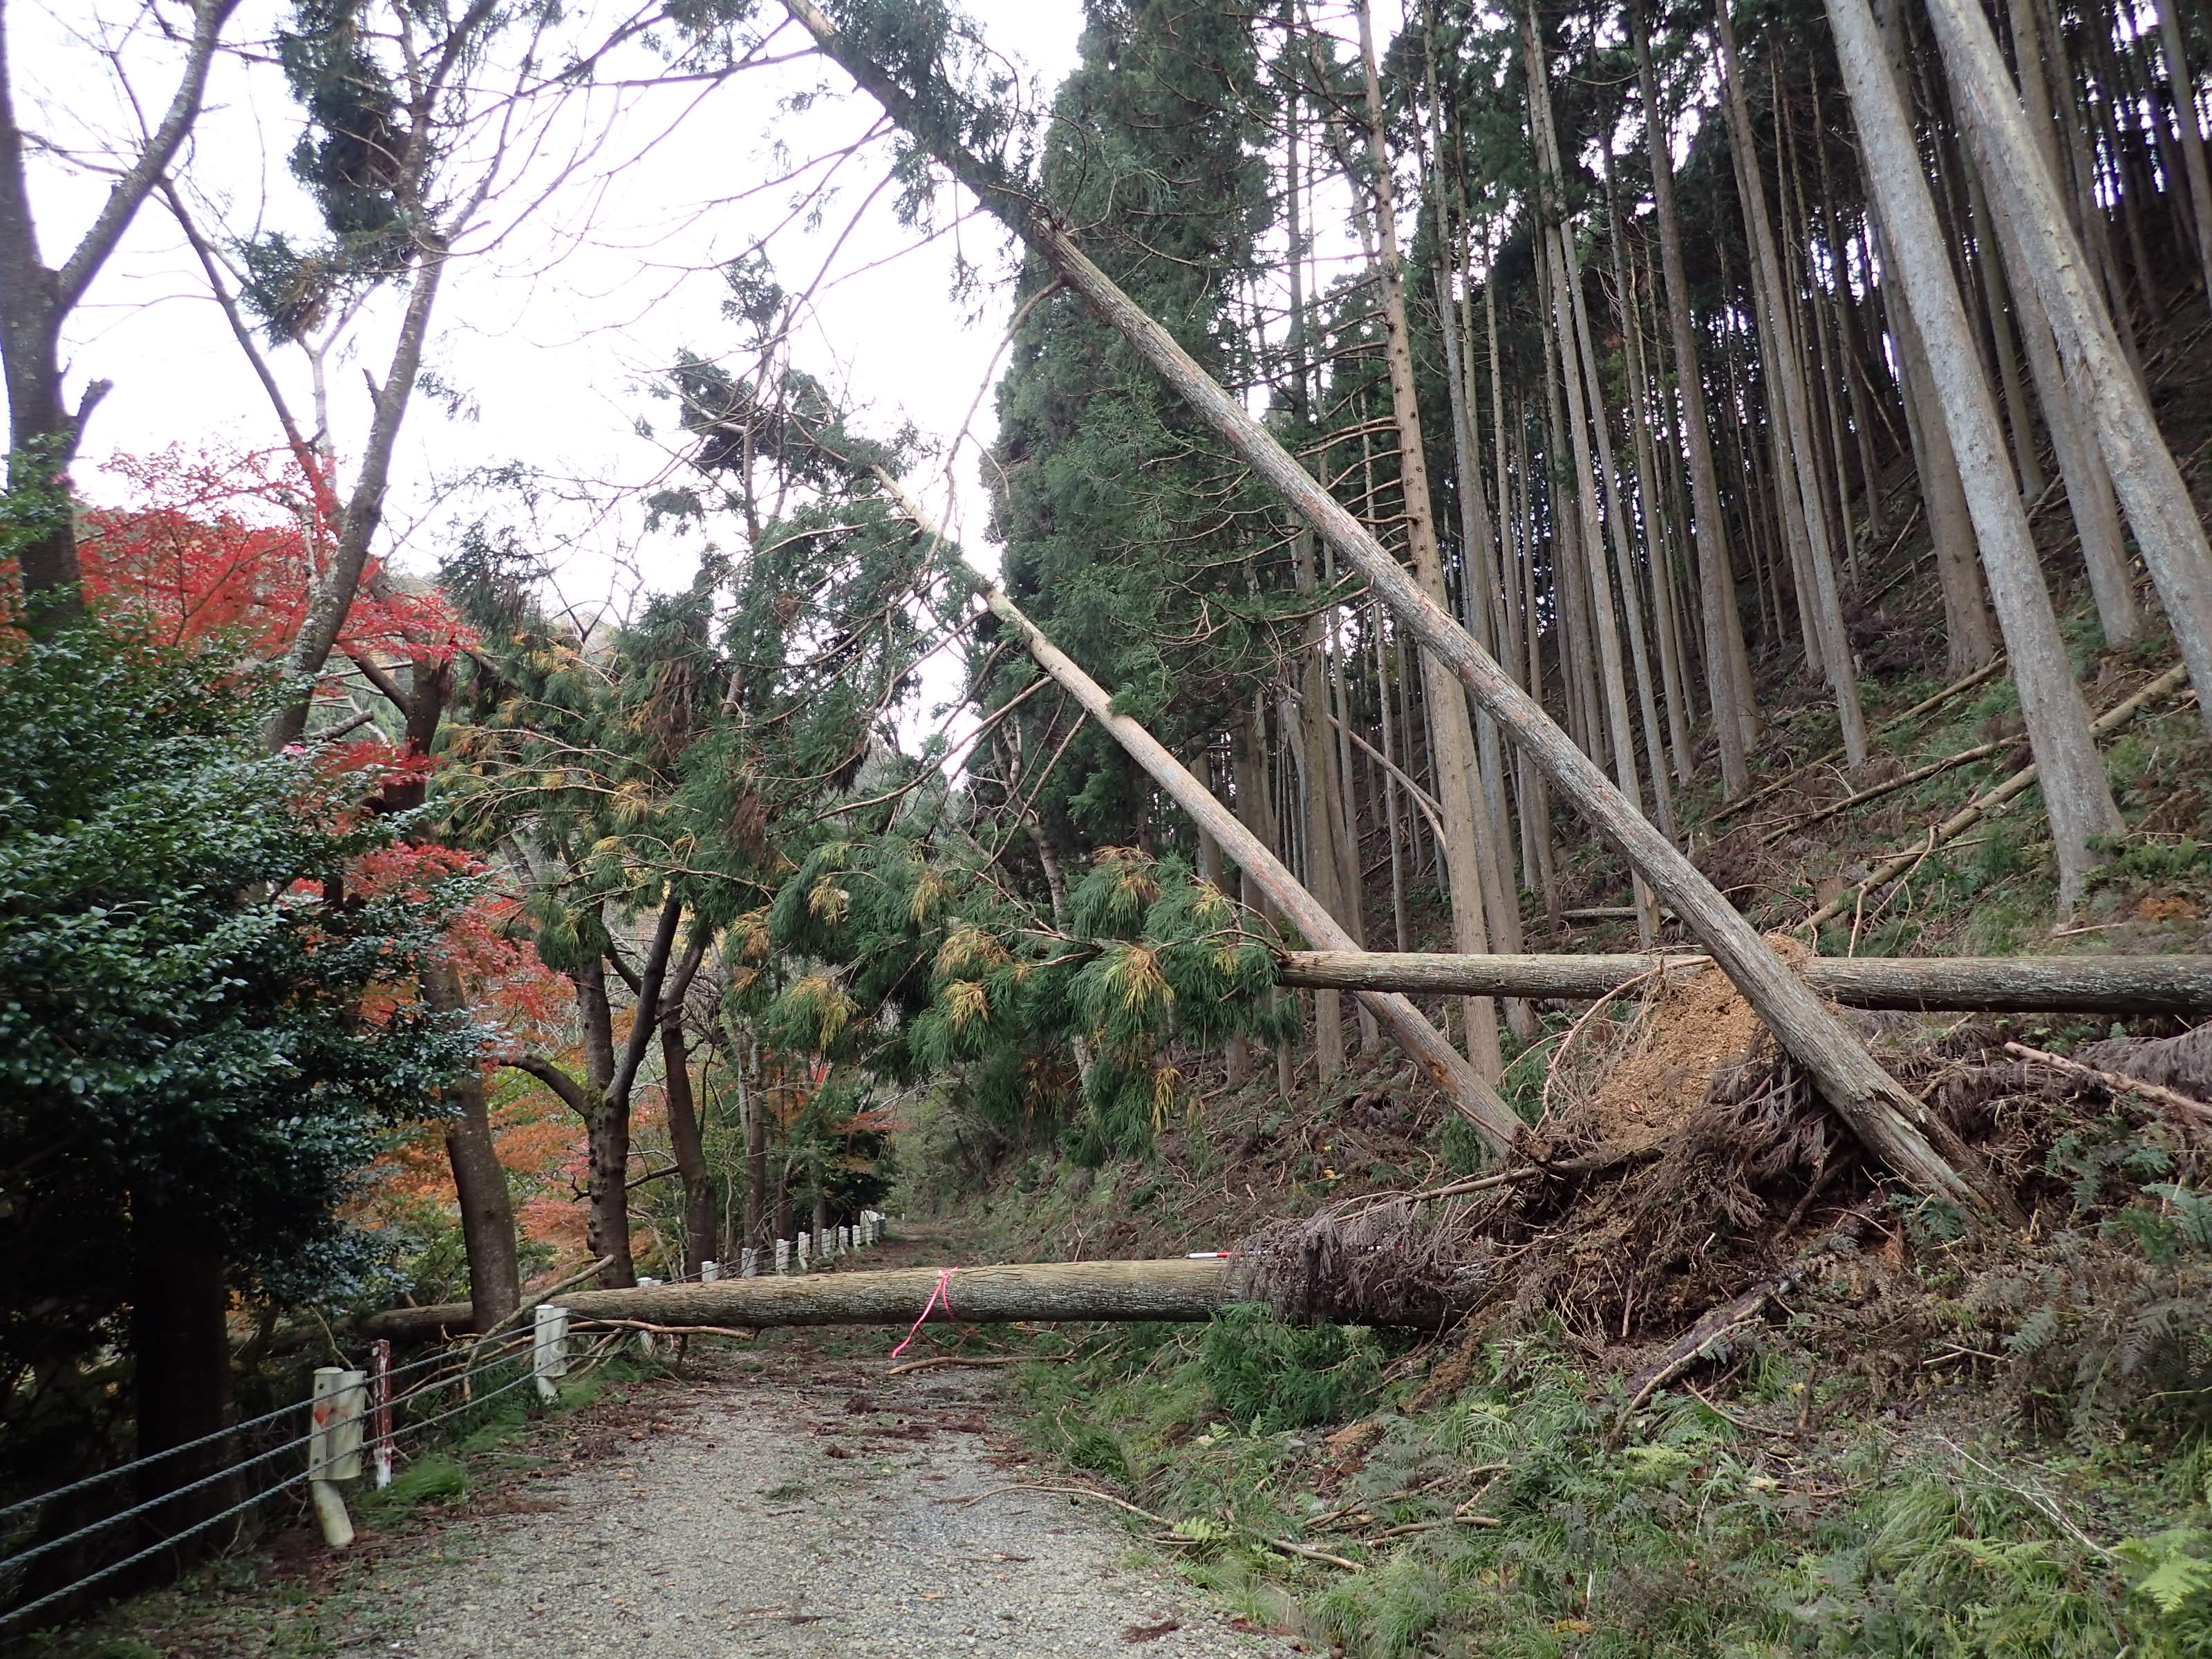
[873,469,1527,1155]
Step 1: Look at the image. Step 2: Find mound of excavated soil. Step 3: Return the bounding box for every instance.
[1563,937,1812,1150]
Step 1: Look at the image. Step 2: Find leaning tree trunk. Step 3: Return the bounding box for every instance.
[787,0,1999,1217]
[1986,178,2138,645]
[2154,0,2212,301]
[879,474,1525,1153]
[1928,0,2212,744]
[1830,0,2124,910]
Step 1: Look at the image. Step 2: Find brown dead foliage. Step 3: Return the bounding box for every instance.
[1238,973,2212,1423]
[1550,951,1778,1153]
[2081,1022,2212,1098]
[1691,827,1779,911]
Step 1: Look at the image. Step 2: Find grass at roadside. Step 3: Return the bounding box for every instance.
[985,1308,2212,1658]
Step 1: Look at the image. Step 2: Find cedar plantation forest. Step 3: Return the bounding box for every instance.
[9,0,2212,1650]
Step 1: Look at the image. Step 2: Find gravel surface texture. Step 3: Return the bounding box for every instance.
[387,1348,1306,1659]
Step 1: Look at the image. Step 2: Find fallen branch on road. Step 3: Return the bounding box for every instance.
[941,1483,1363,1571]
[2003,1040,2212,1128]
[882,1354,1074,1376]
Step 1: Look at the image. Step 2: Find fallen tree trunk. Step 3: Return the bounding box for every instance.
[874,474,1525,1154]
[363,1258,1237,1343]
[1279,950,2212,1014]
[779,0,1996,1219]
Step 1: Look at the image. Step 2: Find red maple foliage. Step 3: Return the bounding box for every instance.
[75,446,474,662]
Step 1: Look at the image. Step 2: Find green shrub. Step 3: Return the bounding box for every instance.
[1200,1304,1381,1433]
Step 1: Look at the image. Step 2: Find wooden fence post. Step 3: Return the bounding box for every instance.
[533,1304,570,1403]
[368,1339,393,1491]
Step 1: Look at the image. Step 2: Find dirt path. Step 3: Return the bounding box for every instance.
[371,1342,1302,1658]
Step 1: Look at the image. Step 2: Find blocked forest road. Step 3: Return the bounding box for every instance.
[369,1343,1302,1659]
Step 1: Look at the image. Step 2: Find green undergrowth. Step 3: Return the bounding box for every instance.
[1006,1311,2212,1658]
[346,1349,659,1526]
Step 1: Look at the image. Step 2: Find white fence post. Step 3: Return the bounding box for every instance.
[774,1239,790,1275]
[701,1259,720,1282]
[533,1304,570,1403]
[796,1233,810,1272]
[635,1277,659,1353]
[740,1246,758,1278]
[309,1367,364,1550]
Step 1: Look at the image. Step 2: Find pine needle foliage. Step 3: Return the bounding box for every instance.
[762,832,1292,1161]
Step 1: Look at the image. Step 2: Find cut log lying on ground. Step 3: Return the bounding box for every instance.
[1279,950,2212,1014]
[781,0,1997,1219]
[363,1258,1239,1343]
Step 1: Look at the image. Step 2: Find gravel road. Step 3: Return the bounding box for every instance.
[386,1342,1307,1659]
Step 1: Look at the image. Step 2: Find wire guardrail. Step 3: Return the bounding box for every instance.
[0,1396,314,1533]
[0,1236,890,1639]
[0,1466,319,1636]
[0,1328,542,1638]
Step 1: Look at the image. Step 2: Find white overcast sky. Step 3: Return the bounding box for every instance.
[18,0,1089,621]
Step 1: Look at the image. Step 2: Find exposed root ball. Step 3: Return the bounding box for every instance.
[1233,1201,1481,1329]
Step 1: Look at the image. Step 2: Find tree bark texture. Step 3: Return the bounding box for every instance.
[1631,0,1755,791]
[1716,0,1872,763]
[1358,0,1503,1076]
[0,0,237,628]
[1929,0,2212,745]
[1829,0,2124,910]
[1279,949,2212,1013]
[662,1012,718,1275]
[424,963,518,1331]
[366,1257,1241,1341]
